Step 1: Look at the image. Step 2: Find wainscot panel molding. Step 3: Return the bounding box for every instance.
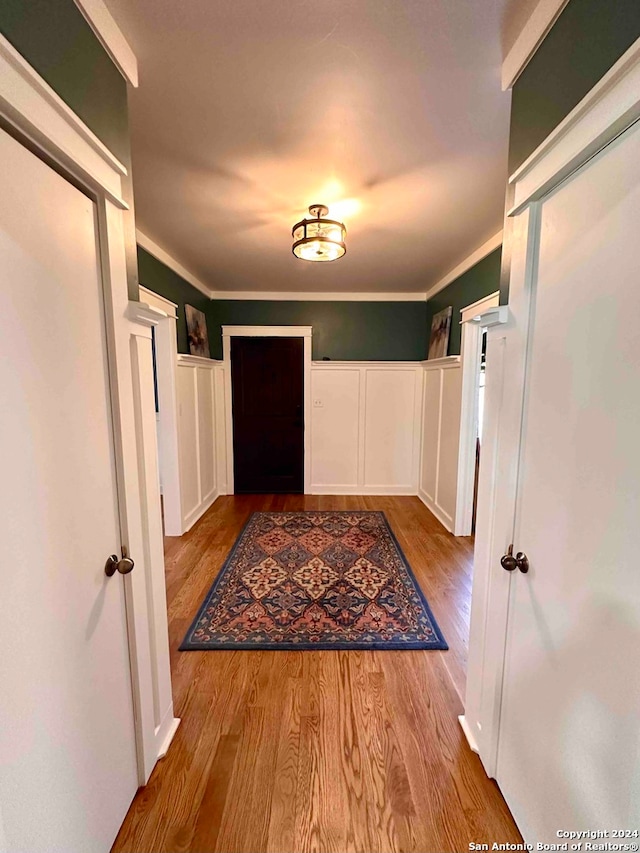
[176,355,226,532]
[419,356,462,532]
[310,362,423,495]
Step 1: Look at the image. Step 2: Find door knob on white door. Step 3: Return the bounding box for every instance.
[104,548,135,577]
[501,545,529,573]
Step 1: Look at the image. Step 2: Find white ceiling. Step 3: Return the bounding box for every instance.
[106,0,512,295]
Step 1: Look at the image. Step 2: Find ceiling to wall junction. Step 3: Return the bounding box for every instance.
[106,0,512,294]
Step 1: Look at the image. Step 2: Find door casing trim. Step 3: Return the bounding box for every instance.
[222,326,312,495]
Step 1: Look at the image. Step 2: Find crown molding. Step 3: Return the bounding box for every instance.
[425,231,503,301]
[502,0,569,90]
[209,291,428,302]
[73,0,138,87]
[136,230,213,299]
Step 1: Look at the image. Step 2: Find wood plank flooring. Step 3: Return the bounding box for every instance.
[112,495,522,853]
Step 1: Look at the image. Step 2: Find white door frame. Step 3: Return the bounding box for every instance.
[139,286,184,536]
[0,35,178,785]
[222,325,312,494]
[463,35,640,778]
[454,292,500,536]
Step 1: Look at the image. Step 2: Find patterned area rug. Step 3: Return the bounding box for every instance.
[180,511,448,651]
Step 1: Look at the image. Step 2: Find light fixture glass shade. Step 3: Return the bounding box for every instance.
[292,204,346,262]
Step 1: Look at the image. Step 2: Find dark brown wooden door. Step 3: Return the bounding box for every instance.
[231,337,304,493]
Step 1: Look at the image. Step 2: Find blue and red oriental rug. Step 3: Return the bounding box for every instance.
[180,511,448,651]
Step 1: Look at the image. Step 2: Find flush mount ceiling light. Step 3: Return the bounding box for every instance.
[292,204,347,262]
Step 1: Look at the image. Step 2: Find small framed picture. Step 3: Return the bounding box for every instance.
[185,304,210,358]
[427,306,452,360]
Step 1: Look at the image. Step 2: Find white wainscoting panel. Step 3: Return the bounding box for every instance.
[310,362,423,495]
[176,356,223,532]
[311,368,361,490]
[364,369,420,490]
[419,357,462,531]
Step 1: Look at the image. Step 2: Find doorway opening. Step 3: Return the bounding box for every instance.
[222,325,313,494]
[231,336,304,493]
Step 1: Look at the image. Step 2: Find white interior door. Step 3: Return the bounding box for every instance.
[0,128,138,851]
[497,121,640,841]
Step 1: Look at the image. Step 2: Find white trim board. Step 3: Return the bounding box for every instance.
[136,230,212,299]
[73,0,138,87]
[139,286,178,319]
[454,291,500,537]
[222,326,312,495]
[425,232,503,301]
[0,34,127,207]
[222,325,312,338]
[422,356,461,370]
[211,291,428,302]
[502,0,569,90]
[508,35,640,214]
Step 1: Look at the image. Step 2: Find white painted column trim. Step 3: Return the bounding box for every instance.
[454,292,500,536]
[222,326,313,495]
[125,300,180,771]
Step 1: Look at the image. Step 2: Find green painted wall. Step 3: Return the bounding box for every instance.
[0,0,130,163]
[509,0,640,173]
[138,247,212,356]
[426,247,502,356]
[206,301,429,361]
[139,247,429,361]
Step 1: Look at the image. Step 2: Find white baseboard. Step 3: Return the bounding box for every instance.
[458,715,480,754]
[310,485,417,496]
[418,488,454,532]
[157,716,181,760]
[183,488,219,533]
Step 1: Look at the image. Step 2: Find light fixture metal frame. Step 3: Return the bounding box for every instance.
[291,203,347,262]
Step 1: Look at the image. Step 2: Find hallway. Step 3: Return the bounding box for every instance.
[112,495,521,853]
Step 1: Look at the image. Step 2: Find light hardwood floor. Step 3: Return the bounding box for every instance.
[112,495,522,853]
